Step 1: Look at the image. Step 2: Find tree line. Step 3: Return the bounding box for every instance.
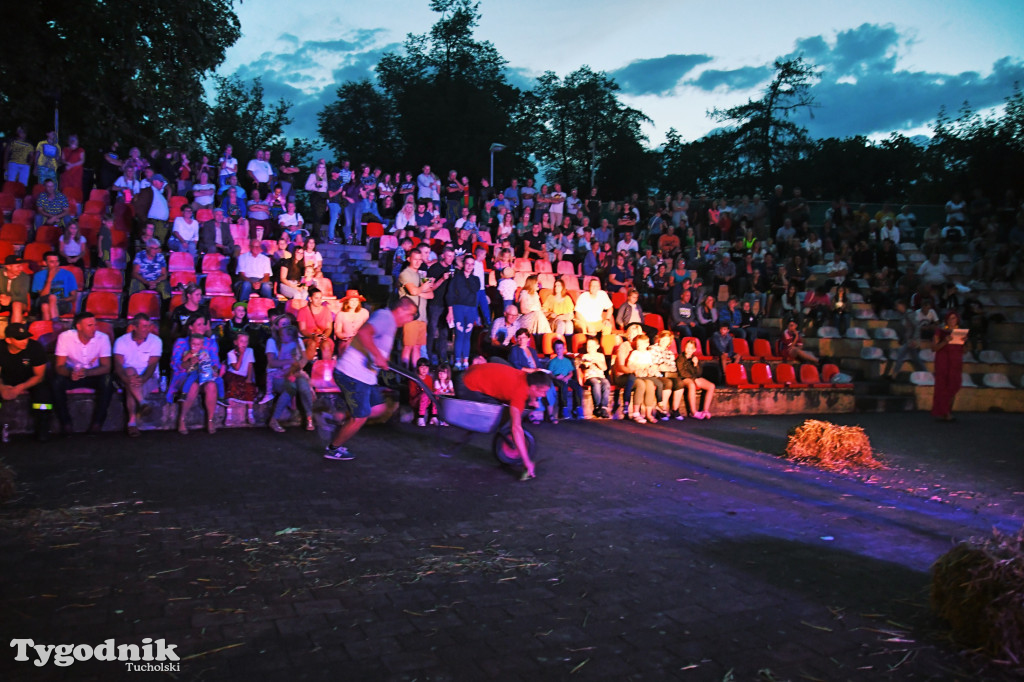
[4,0,1022,205]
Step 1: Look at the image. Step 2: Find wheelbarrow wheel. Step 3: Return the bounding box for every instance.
[492,424,536,467]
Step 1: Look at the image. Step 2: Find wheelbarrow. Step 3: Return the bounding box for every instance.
[386,365,537,467]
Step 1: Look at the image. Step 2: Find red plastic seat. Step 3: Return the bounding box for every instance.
[724,363,751,387]
[22,242,50,269]
[92,267,124,292]
[539,332,559,357]
[556,260,577,276]
[0,241,14,262]
[0,223,28,243]
[753,338,782,361]
[62,266,85,292]
[88,188,109,205]
[366,222,384,238]
[246,297,276,323]
[750,362,783,388]
[570,333,588,354]
[821,363,853,388]
[799,364,825,387]
[83,200,107,215]
[201,253,227,273]
[774,363,805,387]
[110,231,128,248]
[78,213,102,231]
[168,252,195,272]
[313,277,334,298]
[195,208,214,222]
[534,259,553,274]
[63,186,83,206]
[29,320,53,341]
[209,296,236,320]
[204,271,234,296]
[85,292,121,319]
[169,196,188,211]
[643,313,664,333]
[733,337,753,360]
[127,292,160,318]
[310,359,339,393]
[513,258,533,272]
[562,274,580,290]
[169,271,197,289]
[11,208,34,227]
[33,224,60,245]
[3,181,27,198]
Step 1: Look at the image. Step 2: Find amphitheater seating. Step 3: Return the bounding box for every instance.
[982,373,1014,388]
[873,327,898,340]
[909,371,935,386]
[817,326,840,339]
[860,346,885,361]
[979,350,1008,364]
[961,373,978,388]
[845,327,869,340]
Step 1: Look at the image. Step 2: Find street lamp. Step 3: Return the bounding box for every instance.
[489,143,506,188]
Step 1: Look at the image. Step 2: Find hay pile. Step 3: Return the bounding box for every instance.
[782,419,881,471]
[931,527,1024,666]
[0,459,14,504]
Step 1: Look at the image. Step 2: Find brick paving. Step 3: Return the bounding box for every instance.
[1,411,1022,681]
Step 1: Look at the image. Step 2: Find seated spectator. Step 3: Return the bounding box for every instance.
[490,304,522,347]
[169,205,200,255]
[669,288,700,340]
[276,245,308,301]
[0,255,32,323]
[34,179,73,234]
[831,285,852,336]
[130,238,171,300]
[709,322,740,369]
[801,286,831,331]
[696,294,718,341]
[573,278,613,336]
[825,251,848,287]
[169,319,223,435]
[738,299,761,344]
[507,328,555,423]
[297,287,335,362]
[517,274,550,334]
[223,330,258,419]
[521,222,546,260]
[198,207,238,258]
[58,221,90,268]
[547,339,583,420]
[718,296,746,341]
[917,251,955,287]
[543,277,575,336]
[52,312,114,435]
[626,333,661,424]
[651,330,684,419]
[0,322,52,440]
[334,289,369,354]
[575,337,611,418]
[266,322,314,434]
[191,170,216,211]
[779,318,819,365]
[303,237,323,277]
[677,338,715,419]
[234,239,274,300]
[410,359,437,426]
[277,201,305,236]
[219,176,247,224]
[605,253,631,293]
[714,253,737,294]
[169,283,208,337]
[31,251,79,321]
[113,313,162,438]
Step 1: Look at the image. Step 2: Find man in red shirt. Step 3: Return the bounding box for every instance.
[460,363,551,479]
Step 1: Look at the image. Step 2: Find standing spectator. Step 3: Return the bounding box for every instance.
[277,151,300,199]
[59,134,85,194]
[218,144,238,188]
[4,126,34,185]
[246,150,272,193]
[398,249,435,368]
[113,313,162,438]
[445,253,481,370]
[234,239,274,300]
[325,167,344,243]
[304,161,329,240]
[33,130,61,183]
[930,311,965,422]
[52,312,114,435]
[133,174,171,243]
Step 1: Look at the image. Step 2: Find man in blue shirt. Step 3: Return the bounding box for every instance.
[31,252,80,321]
[547,339,583,419]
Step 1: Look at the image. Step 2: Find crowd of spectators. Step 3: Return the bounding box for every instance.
[1,125,1022,439]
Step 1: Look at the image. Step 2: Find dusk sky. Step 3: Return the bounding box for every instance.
[218,0,1024,150]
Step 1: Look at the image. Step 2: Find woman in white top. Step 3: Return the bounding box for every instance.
[394,202,417,239]
[190,170,216,211]
[59,221,90,268]
[517,274,551,334]
[218,145,237,188]
[333,289,370,353]
[303,237,323,277]
[170,205,200,255]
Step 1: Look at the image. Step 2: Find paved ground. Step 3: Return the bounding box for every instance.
[0,410,1022,681]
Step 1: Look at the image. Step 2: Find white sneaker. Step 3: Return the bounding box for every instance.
[258,393,274,405]
[429,417,438,425]
[417,416,426,427]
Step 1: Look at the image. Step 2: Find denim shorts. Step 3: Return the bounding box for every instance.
[334,370,383,419]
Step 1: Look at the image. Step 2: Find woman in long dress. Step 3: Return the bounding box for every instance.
[930,311,964,422]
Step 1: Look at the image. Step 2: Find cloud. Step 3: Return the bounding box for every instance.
[610,54,713,96]
[687,65,772,92]
[784,24,1024,138]
[227,30,398,142]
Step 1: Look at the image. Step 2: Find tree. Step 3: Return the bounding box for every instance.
[317,80,404,168]
[366,0,534,181]
[201,76,295,163]
[531,67,653,195]
[0,0,240,150]
[709,57,820,185]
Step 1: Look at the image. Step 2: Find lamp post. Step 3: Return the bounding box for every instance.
[489,143,506,188]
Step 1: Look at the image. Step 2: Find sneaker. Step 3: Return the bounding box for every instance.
[323,445,354,461]
[440,421,449,427]
[675,413,686,421]
[429,417,438,425]
[305,417,315,431]
[633,415,647,424]
[417,416,426,427]
[268,419,286,433]
[575,407,584,420]
[258,393,274,405]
